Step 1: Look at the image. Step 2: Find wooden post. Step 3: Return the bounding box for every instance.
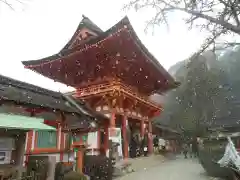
[106,109,116,157]
[122,115,129,159]
[57,113,65,161]
[97,128,101,154]
[77,149,83,173]
[110,109,116,128]
[104,123,109,155]
[140,119,144,138]
[73,134,84,173]
[108,140,113,160]
[25,111,35,166]
[57,122,62,150]
[16,133,26,178]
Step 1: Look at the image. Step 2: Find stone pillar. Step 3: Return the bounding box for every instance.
[122,115,129,159]
[148,121,153,154]
[15,133,26,178]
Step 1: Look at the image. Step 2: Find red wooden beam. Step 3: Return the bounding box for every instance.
[44,120,58,127]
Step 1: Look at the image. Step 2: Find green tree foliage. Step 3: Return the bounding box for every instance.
[155,51,231,135]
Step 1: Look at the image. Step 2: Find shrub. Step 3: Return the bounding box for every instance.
[55,162,73,180]
[64,171,87,180]
[83,155,113,180]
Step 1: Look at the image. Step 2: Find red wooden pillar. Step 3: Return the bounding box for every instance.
[148,121,153,154]
[122,114,129,159]
[72,135,84,173]
[25,131,34,166]
[25,111,35,166]
[57,113,65,161]
[59,122,65,161]
[140,119,144,138]
[57,122,62,150]
[110,110,116,128]
[107,110,116,156]
[104,123,109,155]
[77,149,83,173]
[78,135,83,173]
[97,128,101,153]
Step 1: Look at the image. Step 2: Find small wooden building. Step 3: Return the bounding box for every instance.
[0,75,106,172]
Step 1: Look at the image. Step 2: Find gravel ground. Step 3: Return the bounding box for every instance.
[116,156,216,180]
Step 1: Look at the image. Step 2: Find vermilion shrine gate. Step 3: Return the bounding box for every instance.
[22,15,178,158]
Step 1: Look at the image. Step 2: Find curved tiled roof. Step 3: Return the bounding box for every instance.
[0,74,104,120]
[22,16,179,93]
[61,15,103,51]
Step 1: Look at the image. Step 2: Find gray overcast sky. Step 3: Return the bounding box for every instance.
[0,0,208,92]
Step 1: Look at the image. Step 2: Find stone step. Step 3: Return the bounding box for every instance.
[129,155,165,172]
[113,154,165,177]
[113,161,134,177]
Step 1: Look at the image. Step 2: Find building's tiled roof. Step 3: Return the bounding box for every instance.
[0,74,103,120]
[22,16,179,94]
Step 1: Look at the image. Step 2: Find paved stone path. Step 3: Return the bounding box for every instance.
[116,157,213,180]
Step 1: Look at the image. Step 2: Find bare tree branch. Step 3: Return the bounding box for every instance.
[0,0,27,10]
[0,0,14,10]
[124,0,240,59]
[188,28,226,61]
[125,0,240,34]
[124,0,240,35]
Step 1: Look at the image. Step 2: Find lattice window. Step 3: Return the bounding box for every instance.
[71,134,88,143]
[36,131,57,148]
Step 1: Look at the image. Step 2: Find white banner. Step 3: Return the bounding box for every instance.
[87,132,98,149]
[218,137,240,170]
[109,128,123,158]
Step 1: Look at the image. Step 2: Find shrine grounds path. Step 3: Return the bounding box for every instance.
[116,156,215,180]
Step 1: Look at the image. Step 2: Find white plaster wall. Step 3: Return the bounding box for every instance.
[63,153,70,162]
[31,153,60,162]
[86,150,99,156]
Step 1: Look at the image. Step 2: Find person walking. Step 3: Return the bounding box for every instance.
[189,143,193,158]
[142,132,148,156]
[153,135,159,154]
[192,138,199,158]
[183,143,188,159]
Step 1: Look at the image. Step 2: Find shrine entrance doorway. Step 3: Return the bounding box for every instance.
[128,119,141,158]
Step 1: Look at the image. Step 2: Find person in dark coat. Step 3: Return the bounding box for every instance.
[153,136,159,153]
[130,135,137,158]
[182,143,188,159]
[192,138,199,158]
[142,133,149,156]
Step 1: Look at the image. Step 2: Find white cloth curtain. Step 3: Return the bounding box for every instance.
[218,137,240,170]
